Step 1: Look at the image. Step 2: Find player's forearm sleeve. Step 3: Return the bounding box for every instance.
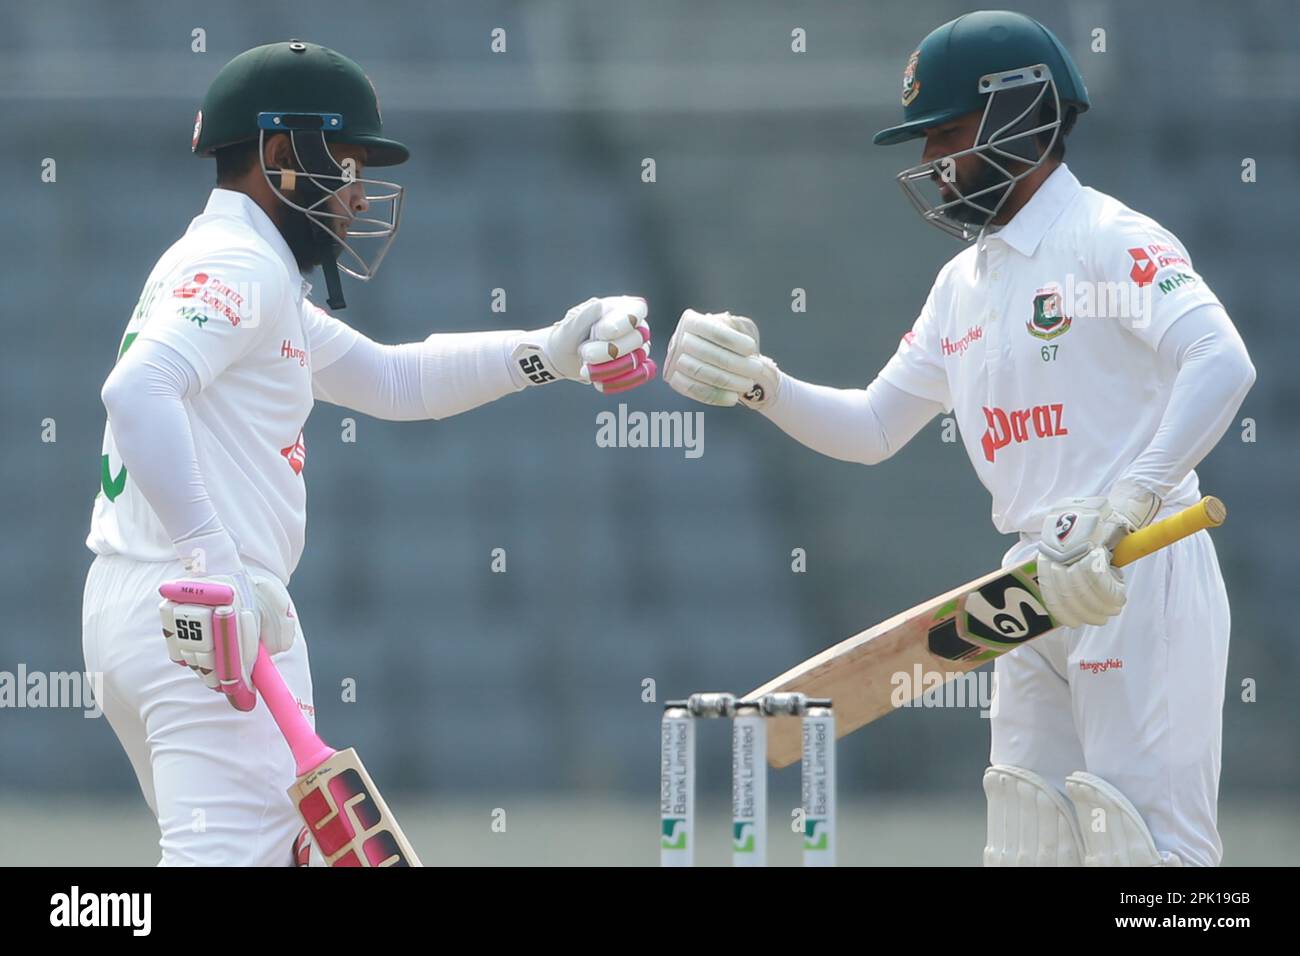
[759,373,944,465]
[99,339,242,573]
[1123,303,1256,497]
[311,329,524,421]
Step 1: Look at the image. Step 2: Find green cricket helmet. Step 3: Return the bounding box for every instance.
[193,40,409,308]
[874,11,1090,241]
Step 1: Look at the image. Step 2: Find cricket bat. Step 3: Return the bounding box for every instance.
[252,646,423,866]
[748,496,1226,769]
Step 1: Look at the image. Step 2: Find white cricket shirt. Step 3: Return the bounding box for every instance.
[88,189,360,582]
[880,165,1223,534]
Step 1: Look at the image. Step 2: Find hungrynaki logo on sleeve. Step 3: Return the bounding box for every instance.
[901,50,921,106]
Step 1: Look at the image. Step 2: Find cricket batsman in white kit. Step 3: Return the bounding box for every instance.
[663,11,1255,866]
[82,40,656,865]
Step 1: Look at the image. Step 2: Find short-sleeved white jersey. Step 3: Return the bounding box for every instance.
[88,189,360,582]
[880,165,1223,535]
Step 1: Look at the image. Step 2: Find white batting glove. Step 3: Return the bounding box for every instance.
[509,295,656,393]
[663,309,781,408]
[160,571,298,710]
[1037,480,1161,628]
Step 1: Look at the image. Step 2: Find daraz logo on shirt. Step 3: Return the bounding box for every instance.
[280,431,306,475]
[980,403,1068,463]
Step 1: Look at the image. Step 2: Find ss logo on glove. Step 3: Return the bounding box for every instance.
[175,616,207,642]
[516,352,557,385]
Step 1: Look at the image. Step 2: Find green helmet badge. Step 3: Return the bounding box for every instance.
[901,51,921,107]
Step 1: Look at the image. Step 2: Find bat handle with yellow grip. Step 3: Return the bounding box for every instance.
[1110,496,1226,568]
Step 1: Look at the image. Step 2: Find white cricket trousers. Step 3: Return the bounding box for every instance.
[82,553,314,866]
[990,528,1230,866]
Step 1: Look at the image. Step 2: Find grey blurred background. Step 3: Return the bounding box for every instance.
[1,0,1296,865]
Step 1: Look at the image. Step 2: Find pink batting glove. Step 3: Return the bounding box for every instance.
[588,325,657,393]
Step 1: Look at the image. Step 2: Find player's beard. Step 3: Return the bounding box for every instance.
[278,206,341,276]
[945,160,1014,228]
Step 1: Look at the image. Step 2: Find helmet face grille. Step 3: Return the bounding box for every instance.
[260,127,405,287]
[889,65,1063,242]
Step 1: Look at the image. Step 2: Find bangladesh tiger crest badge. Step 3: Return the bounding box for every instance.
[901,50,921,106]
[1027,284,1073,340]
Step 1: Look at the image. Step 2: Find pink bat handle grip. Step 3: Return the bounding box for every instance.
[252,645,336,777]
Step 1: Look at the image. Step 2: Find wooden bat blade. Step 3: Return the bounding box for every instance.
[749,497,1226,769]
[289,747,422,867]
[748,565,1012,769]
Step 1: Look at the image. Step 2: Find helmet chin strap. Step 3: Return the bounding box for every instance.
[317,238,347,310]
[288,128,351,310]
